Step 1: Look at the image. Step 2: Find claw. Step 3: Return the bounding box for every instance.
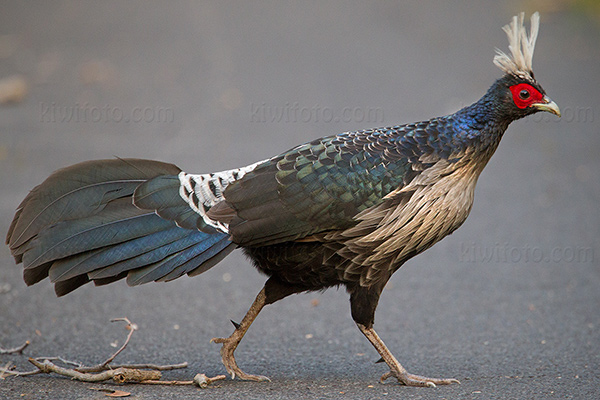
[216,336,271,381]
[212,287,271,382]
[381,370,460,387]
[212,335,270,382]
[356,323,459,388]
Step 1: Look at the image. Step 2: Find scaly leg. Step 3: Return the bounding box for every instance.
[357,323,460,387]
[211,277,302,381]
[211,287,270,381]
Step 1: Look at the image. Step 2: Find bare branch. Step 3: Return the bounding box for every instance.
[26,359,222,387]
[29,358,161,383]
[32,356,83,369]
[0,341,30,355]
[107,362,188,371]
[141,374,226,388]
[140,379,195,385]
[194,373,227,388]
[0,363,42,378]
[1,317,215,389]
[76,317,137,372]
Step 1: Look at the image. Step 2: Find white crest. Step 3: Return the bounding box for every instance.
[493,12,540,79]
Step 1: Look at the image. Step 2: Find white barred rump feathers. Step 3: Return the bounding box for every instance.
[177,160,268,233]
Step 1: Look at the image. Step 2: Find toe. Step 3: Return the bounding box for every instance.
[238,372,271,382]
[381,371,460,387]
[407,374,460,386]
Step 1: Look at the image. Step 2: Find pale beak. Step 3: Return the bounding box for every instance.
[533,96,561,117]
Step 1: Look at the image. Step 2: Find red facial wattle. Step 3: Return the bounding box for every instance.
[509,83,544,109]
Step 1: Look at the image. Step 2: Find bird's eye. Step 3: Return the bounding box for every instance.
[510,83,543,109]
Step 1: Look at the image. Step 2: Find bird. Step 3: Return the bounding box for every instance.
[6,12,560,387]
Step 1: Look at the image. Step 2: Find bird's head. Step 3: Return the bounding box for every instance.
[491,12,560,121]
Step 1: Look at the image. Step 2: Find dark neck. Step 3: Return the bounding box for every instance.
[447,80,514,149]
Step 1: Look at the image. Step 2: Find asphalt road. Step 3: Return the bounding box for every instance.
[1,2,599,399]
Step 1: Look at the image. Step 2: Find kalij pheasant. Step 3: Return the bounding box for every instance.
[6,12,560,387]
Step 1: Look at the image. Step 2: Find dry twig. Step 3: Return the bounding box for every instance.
[74,317,138,373]
[0,341,30,355]
[28,358,161,383]
[0,317,222,388]
[141,373,227,387]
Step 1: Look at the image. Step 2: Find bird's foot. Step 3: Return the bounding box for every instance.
[211,335,271,382]
[381,369,460,388]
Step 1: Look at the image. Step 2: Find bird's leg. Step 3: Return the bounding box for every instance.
[356,323,460,387]
[211,287,270,382]
[212,277,302,382]
[350,284,459,387]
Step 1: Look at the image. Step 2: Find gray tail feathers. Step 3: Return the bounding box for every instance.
[6,158,235,296]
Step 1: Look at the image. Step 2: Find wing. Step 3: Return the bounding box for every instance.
[213,127,424,247]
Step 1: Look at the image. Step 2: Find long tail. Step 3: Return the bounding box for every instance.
[6,158,236,296]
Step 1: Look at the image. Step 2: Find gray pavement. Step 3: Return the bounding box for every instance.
[1,1,599,399]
